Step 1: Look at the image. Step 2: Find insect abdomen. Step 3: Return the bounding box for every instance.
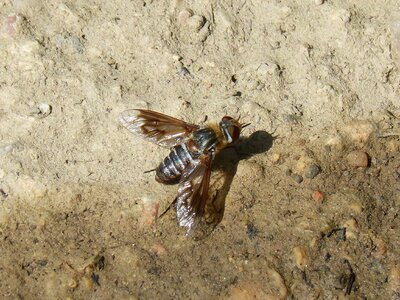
[156,144,194,184]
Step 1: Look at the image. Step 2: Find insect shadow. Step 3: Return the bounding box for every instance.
[203,130,274,234]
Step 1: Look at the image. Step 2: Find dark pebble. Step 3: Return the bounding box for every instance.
[246,223,258,239]
[177,66,190,76]
[36,259,48,267]
[305,164,321,179]
[291,173,303,183]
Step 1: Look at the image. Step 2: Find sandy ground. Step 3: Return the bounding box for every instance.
[0,0,400,299]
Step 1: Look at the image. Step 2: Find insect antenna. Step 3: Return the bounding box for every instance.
[143,168,156,174]
[240,122,251,132]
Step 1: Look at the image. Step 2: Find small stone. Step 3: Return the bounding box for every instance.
[186,15,205,31]
[177,8,193,24]
[177,66,190,76]
[246,223,258,239]
[312,190,324,203]
[305,164,321,179]
[83,276,93,289]
[293,246,308,269]
[295,154,314,173]
[314,0,324,5]
[349,202,362,214]
[373,238,387,257]
[343,218,358,239]
[197,20,210,42]
[225,270,287,299]
[346,150,369,167]
[0,14,19,37]
[271,153,281,164]
[150,242,167,256]
[141,197,159,227]
[389,266,400,294]
[68,278,78,289]
[31,103,52,118]
[291,173,303,184]
[342,121,376,145]
[387,139,400,153]
[324,135,343,152]
[257,62,279,76]
[171,54,182,61]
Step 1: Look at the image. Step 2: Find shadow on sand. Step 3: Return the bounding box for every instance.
[194,130,274,239]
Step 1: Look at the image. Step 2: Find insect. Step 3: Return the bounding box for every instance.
[119,109,249,234]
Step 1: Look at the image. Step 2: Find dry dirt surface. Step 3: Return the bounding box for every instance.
[1,0,400,299]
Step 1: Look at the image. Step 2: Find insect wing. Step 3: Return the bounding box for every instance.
[176,153,213,235]
[119,109,199,148]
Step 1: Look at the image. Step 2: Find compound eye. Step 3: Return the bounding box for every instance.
[222,116,233,122]
[228,126,240,143]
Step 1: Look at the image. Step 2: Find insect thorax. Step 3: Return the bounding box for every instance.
[192,126,220,153]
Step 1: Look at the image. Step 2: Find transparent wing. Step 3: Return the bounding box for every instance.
[176,153,213,235]
[119,109,199,148]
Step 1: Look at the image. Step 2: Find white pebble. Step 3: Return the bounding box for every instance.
[32,103,52,118]
[177,8,193,24]
[257,62,279,76]
[186,15,205,31]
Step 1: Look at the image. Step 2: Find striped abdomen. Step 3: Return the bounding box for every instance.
[156,127,219,184]
[156,144,196,184]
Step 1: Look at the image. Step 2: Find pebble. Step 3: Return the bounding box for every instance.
[30,103,52,118]
[150,242,167,256]
[373,238,387,257]
[387,139,400,153]
[177,66,190,76]
[186,15,205,31]
[324,134,343,152]
[36,103,52,118]
[225,270,287,299]
[197,20,210,42]
[312,190,324,203]
[0,14,19,37]
[291,173,303,184]
[257,62,279,76]
[246,223,258,239]
[141,197,159,227]
[270,153,282,164]
[295,154,314,173]
[177,8,193,24]
[314,0,324,5]
[389,266,400,294]
[83,276,93,289]
[342,121,376,145]
[305,164,321,179]
[346,150,369,167]
[349,202,363,214]
[68,278,78,289]
[343,218,358,239]
[293,246,308,269]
